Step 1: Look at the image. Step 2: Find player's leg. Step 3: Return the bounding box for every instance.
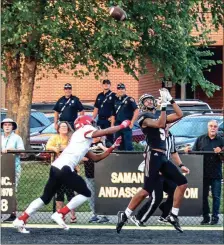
[161,160,188,232]
[158,178,176,223]
[13,166,61,233]
[116,150,163,233]
[65,187,77,223]
[131,176,164,226]
[51,166,91,226]
[55,185,65,214]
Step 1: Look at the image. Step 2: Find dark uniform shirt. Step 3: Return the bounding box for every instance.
[53,95,84,122]
[94,90,116,119]
[192,134,224,179]
[84,141,104,178]
[137,112,166,151]
[113,95,138,123]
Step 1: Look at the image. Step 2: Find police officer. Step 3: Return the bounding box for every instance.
[111,83,139,151]
[93,80,116,147]
[53,83,84,130]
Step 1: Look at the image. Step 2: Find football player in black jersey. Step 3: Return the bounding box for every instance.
[116,88,188,233]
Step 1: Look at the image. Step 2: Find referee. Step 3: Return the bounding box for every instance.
[131,125,190,226]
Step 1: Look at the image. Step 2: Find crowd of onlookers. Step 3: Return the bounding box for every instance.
[1,80,223,225]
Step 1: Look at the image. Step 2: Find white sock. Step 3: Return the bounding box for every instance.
[67,194,88,210]
[25,198,44,216]
[125,208,133,218]
[171,207,179,216]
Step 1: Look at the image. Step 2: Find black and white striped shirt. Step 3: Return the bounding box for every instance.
[165,132,177,160]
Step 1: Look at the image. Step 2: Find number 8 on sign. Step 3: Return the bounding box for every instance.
[1,199,8,212]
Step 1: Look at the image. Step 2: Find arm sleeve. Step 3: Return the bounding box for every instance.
[16,136,25,150]
[53,99,60,112]
[129,98,138,110]
[76,99,84,112]
[94,95,100,108]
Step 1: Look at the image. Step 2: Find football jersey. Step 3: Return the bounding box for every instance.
[137,112,166,151]
[52,124,97,171]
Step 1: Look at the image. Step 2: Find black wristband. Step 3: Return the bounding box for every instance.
[170,99,175,104]
[179,164,185,168]
[161,107,166,111]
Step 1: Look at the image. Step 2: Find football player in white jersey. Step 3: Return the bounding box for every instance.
[13,115,131,233]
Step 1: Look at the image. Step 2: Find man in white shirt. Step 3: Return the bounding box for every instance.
[13,115,130,233]
[1,118,25,222]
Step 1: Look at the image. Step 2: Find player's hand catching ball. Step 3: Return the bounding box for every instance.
[159,89,168,104]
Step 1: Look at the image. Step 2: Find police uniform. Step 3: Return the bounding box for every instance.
[94,89,116,146]
[113,85,138,150]
[137,111,187,194]
[53,95,84,129]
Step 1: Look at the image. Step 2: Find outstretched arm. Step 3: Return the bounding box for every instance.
[85,137,121,162]
[92,120,130,138]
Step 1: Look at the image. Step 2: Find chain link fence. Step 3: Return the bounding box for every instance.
[1,149,223,226]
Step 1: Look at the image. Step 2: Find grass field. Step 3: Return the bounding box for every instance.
[17,162,224,214]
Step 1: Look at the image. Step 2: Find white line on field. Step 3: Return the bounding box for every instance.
[1,223,223,231]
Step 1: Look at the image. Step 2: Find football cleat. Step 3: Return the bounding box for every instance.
[51,212,69,230]
[158,216,168,224]
[116,211,128,233]
[13,218,30,234]
[130,215,145,227]
[166,213,183,233]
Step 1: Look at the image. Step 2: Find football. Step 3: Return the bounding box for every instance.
[109,6,127,21]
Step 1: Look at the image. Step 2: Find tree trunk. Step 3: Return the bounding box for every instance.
[5,51,21,121]
[16,56,37,148]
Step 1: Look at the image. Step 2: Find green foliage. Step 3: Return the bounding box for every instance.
[2,0,223,96]
[133,142,145,152]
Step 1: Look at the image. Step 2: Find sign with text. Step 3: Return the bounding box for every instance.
[95,153,203,216]
[1,154,16,214]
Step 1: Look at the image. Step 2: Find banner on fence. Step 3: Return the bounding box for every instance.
[1,154,16,214]
[95,154,203,216]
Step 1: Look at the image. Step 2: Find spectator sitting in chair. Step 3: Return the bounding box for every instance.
[46,121,77,223]
[83,135,110,223]
[1,118,25,222]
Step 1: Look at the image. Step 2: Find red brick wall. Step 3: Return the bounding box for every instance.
[191,13,223,46]
[33,66,138,103]
[138,60,176,99]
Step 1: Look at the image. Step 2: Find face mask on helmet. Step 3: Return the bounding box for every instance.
[138,94,157,111]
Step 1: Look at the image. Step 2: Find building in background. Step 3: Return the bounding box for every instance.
[1,20,223,109]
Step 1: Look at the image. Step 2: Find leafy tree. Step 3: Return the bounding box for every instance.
[2,0,223,147]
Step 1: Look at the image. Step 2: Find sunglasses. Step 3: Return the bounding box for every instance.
[64,87,72,90]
